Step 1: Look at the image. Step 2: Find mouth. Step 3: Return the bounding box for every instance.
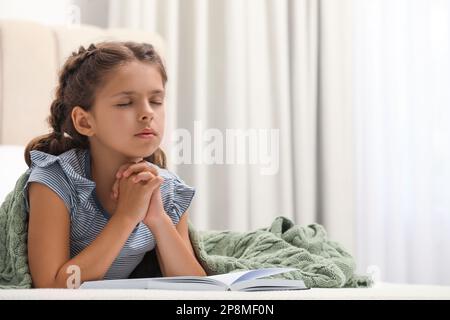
[135,132,157,139]
[135,128,158,139]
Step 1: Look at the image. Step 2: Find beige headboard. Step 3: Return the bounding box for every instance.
[0,20,166,146]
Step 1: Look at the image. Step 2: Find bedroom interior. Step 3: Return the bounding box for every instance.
[1,0,450,301]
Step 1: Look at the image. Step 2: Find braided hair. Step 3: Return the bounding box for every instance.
[24,41,167,168]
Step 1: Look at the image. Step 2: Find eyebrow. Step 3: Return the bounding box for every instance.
[111,90,165,98]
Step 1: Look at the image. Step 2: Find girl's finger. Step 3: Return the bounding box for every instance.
[147,164,159,176]
[115,162,135,179]
[133,171,154,183]
[144,175,164,191]
[113,162,145,198]
[112,166,149,199]
[122,162,159,178]
[112,161,159,199]
[112,178,120,199]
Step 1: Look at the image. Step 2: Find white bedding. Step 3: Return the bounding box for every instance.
[1,283,450,300]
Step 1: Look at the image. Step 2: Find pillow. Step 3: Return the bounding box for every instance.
[0,145,28,204]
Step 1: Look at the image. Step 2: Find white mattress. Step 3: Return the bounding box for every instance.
[1,282,450,300]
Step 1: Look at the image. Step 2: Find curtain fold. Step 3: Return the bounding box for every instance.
[353,0,450,285]
[108,0,356,254]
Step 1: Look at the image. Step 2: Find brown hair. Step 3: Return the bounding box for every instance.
[24,41,167,169]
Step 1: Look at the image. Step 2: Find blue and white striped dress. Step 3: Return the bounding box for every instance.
[23,148,195,279]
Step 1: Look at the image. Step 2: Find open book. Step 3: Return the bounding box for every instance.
[79,267,309,291]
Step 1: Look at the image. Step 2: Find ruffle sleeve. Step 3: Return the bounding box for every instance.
[23,150,95,217]
[150,164,196,225]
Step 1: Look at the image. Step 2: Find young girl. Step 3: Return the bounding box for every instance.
[23,41,206,288]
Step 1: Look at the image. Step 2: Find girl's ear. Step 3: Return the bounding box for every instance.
[71,106,95,137]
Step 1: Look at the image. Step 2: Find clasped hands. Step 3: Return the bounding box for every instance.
[109,160,167,228]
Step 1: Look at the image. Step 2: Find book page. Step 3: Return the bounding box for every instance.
[230,279,308,292]
[81,278,152,289]
[80,268,298,289]
[80,276,223,289]
[208,267,297,286]
[146,276,224,286]
[146,279,227,291]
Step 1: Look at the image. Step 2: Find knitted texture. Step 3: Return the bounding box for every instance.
[188,218,373,288]
[0,172,372,288]
[0,173,32,288]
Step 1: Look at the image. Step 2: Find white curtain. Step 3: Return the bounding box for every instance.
[354,0,450,285]
[108,0,357,254]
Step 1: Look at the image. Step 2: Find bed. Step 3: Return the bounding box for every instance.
[1,20,450,300]
[1,282,450,300]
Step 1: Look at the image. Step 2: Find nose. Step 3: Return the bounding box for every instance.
[139,101,154,122]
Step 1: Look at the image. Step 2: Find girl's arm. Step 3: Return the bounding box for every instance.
[112,162,205,277]
[27,182,137,288]
[150,212,207,277]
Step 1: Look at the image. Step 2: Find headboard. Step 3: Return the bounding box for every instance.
[0,20,166,146]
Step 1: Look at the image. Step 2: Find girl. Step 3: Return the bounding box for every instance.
[23,41,206,288]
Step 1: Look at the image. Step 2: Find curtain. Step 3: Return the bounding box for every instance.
[354,0,450,285]
[108,0,356,255]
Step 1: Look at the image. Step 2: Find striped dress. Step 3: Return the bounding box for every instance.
[23,148,195,279]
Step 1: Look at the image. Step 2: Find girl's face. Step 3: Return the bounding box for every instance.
[90,61,165,159]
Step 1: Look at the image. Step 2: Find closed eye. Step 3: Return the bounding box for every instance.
[115,101,162,107]
[116,102,132,107]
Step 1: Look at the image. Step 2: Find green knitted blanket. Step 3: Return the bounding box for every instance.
[0,173,31,288]
[0,172,372,289]
[188,220,372,288]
